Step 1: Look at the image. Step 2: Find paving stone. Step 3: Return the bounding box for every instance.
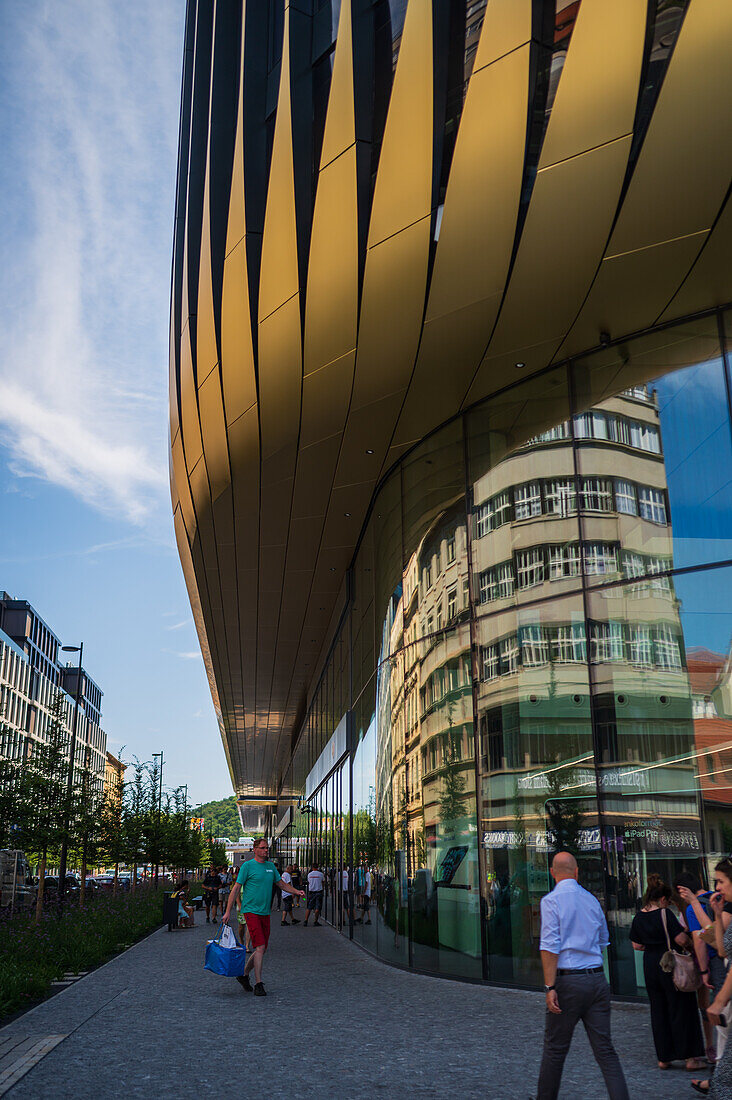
[0,916,707,1099]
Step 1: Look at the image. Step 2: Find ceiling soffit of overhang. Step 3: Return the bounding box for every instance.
[169,0,732,798]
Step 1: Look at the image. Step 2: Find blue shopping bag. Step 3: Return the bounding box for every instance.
[204,923,247,977]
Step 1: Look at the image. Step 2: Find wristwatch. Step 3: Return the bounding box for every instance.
[544,984,555,992]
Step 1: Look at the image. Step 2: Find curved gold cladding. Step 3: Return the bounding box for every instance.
[170,0,732,798]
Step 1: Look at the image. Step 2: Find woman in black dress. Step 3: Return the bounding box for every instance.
[630,873,705,1070]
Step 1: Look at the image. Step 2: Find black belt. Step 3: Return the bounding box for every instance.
[557,966,604,975]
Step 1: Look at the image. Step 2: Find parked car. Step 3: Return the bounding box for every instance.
[0,850,35,911]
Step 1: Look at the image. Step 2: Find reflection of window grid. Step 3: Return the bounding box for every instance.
[475,490,512,537]
[584,542,618,575]
[424,563,432,589]
[525,421,571,445]
[655,624,682,669]
[481,645,499,681]
[638,486,667,525]
[608,417,630,445]
[500,636,519,674]
[553,624,587,663]
[615,479,637,514]
[630,420,661,453]
[549,543,581,579]
[647,557,671,592]
[628,624,653,666]
[447,586,458,620]
[545,479,577,516]
[581,478,613,512]
[446,535,456,563]
[514,483,542,520]
[479,570,495,604]
[497,562,515,599]
[591,622,624,662]
[521,625,549,667]
[516,547,545,588]
[621,551,644,578]
[462,577,469,606]
[436,602,443,630]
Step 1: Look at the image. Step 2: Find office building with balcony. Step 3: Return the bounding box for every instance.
[0,595,107,792]
[170,0,732,995]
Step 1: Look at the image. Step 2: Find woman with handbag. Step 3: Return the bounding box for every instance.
[630,874,705,1071]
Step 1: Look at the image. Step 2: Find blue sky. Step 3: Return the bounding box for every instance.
[0,1,232,803]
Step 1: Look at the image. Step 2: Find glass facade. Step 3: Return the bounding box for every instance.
[275,309,732,996]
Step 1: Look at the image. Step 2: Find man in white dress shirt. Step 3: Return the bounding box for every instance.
[537,851,629,1100]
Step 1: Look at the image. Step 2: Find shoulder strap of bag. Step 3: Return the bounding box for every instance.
[660,907,673,951]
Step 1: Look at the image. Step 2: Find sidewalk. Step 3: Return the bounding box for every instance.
[0,914,704,1099]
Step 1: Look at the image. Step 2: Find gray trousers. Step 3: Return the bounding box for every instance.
[537,973,630,1100]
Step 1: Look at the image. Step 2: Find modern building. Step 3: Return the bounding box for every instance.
[170,0,732,996]
[0,594,107,792]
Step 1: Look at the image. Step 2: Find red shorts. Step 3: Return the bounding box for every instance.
[244,913,270,949]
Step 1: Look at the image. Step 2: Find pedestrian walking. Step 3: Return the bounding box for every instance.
[203,866,221,924]
[280,865,300,926]
[304,863,324,927]
[629,873,705,1072]
[536,851,629,1100]
[172,880,194,928]
[221,838,304,996]
[690,857,732,1097]
[356,867,372,924]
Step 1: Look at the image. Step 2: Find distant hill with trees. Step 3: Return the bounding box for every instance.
[190,795,242,839]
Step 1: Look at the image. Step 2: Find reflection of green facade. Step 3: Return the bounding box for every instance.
[171,1,732,994]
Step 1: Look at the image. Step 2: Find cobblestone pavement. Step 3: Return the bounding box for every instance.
[0,914,708,1099]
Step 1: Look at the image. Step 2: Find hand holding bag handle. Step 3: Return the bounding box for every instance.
[661,907,703,993]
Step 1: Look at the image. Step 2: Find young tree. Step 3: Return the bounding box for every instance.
[98,761,126,894]
[70,746,103,905]
[121,759,149,892]
[23,692,70,921]
[438,728,467,831]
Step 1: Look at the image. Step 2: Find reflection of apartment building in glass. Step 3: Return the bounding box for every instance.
[0,594,107,791]
[171,0,732,996]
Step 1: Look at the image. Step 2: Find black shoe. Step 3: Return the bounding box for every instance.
[313,921,321,926]
[303,921,308,927]
[291,918,300,924]
[253,983,266,997]
[212,918,217,924]
[236,974,252,992]
[206,916,210,923]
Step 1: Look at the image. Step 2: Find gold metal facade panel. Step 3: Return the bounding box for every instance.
[353,216,431,410]
[197,368,231,502]
[537,0,645,170]
[366,0,433,248]
[196,172,218,382]
[171,430,197,539]
[258,9,299,322]
[304,148,359,377]
[179,321,203,472]
[258,296,302,480]
[483,136,633,360]
[472,0,532,72]
[319,0,355,168]
[426,46,530,323]
[608,0,732,257]
[560,231,709,358]
[221,236,257,422]
[660,197,732,322]
[300,350,356,449]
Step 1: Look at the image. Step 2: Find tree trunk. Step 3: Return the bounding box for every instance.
[113,862,118,897]
[34,852,46,924]
[132,862,137,894]
[80,844,87,907]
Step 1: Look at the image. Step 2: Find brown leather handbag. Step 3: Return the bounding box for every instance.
[660,908,703,993]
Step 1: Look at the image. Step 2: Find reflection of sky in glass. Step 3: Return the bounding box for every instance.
[653,358,732,569]
[676,566,732,656]
[353,714,376,812]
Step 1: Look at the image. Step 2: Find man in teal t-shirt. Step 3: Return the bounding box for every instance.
[222,838,303,996]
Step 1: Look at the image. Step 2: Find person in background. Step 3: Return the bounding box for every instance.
[304,863,324,927]
[219,865,232,915]
[202,866,221,924]
[280,865,300,926]
[172,880,194,928]
[356,867,372,925]
[675,871,722,1065]
[291,865,303,908]
[688,857,732,1097]
[629,873,705,1072]
[536,851,629,1100]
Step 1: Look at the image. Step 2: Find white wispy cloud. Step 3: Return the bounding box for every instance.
[0,1,185,526]
[165,619,192,631]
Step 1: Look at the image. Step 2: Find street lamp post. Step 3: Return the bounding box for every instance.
[152,751,164,886]
[181,783,188,879]
[58,642,84,905]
